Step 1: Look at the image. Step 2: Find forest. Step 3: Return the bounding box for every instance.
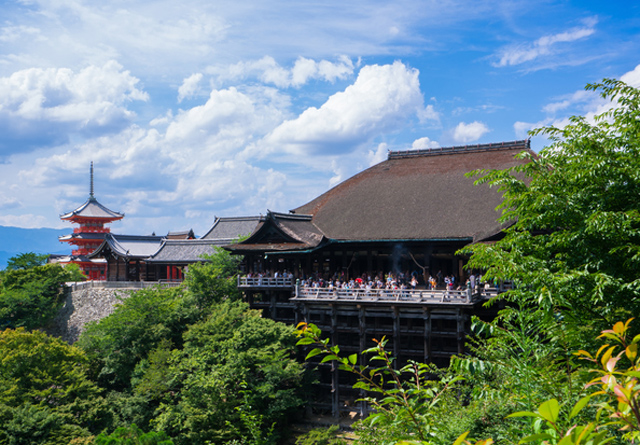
[1,78,640,445]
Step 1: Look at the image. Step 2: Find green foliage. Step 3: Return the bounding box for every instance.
[577,319,640,442]
[5,252,50,270]
[462,79,640,339]
[152,301,304,445]
[183,247,242,308]
[295,425,346,445]
[77,286,200,391]
[0,328,106,444]
[0,263,84,330]
[94,424,174,445]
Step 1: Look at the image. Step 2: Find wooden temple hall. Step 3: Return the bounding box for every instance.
[225,140,533,416]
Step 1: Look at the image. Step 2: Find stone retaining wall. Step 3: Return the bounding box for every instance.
[47,287,136,344]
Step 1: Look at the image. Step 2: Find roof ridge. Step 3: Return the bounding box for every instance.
[388,139,530,160]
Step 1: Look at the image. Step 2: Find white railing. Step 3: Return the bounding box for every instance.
[237,276,294,288]
[66,280,183,292]
[293,286,497,304]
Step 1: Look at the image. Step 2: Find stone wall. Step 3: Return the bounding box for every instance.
[47,286,135,344]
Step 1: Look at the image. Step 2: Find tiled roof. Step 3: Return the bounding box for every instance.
[88,233,164,259]
[292,140,533,243]
[200,216,261,240]
[60,197,124,221]
[225,211,325,253]
[147,239,229,263]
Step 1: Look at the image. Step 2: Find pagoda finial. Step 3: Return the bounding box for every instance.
[90,162,94,199]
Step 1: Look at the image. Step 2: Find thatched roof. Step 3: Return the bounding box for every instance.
[291,140,532,243]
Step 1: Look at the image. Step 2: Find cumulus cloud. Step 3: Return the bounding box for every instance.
[452,121,489,143]
[493,19,597,67]
[412,137,440,149]
[263,61,423,155]
[208,55,354,88]
[178,73,204,102]
[0,61,148,155]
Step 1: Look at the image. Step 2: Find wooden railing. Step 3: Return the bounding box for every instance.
[293,286,499,305]
[237,276,294,288]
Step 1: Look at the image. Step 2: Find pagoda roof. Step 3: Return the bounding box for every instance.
[59,232,108,242]
[289,140,533,243]
[147,239,230,264]
[87,233,164,260]
[200,216,261,240]
[60,197,124,221]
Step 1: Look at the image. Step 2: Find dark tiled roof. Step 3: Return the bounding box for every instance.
[88,233,164,259]
[147,239,228,263]
[225,211,325,253]
[60,196,124,221]
[292,140,532,243]
[200,216,261,240]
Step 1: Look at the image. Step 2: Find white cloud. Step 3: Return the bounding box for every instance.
[208,55,355,89]
[494,19,597,67]
[621,64,640,88]
[417,104,440,125]
[178,73,204,102]
[452,121,489,143]
[367,142,388,166]
[412,137,440,149]
[263,61,423,155]
[0,61,147,122]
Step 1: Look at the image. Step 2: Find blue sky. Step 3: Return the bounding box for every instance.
[0,0,638,236]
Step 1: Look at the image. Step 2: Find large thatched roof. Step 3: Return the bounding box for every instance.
[292,140,532,243]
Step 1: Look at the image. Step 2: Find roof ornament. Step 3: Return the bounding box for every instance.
[90,161,95,199]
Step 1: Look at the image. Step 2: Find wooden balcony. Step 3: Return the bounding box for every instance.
[292,285,500,306]
[237,276,294,289]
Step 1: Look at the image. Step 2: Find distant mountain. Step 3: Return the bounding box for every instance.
[0,226,71,269]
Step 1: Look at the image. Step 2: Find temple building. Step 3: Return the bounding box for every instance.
[58,163,124,280]
[225,140,533,416]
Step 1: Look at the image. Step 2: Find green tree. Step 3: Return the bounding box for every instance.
[94,424,174,445]
[183,247,242,308]
[0,328,106,444]
[5,252,50,270]
[463,78,640,342]
[151,301,305,445]
[77,286,199,392]
[0,263,84,330]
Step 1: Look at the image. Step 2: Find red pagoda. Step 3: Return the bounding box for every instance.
[59,163,124,280]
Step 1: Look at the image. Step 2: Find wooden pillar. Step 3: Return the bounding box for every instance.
[358,305,366,417]
[457,309,465,355]
[270,292,277,320]
[392,306,400,366]
[423,308,431,363]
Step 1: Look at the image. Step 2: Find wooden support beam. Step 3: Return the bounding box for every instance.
[424,307,431,363]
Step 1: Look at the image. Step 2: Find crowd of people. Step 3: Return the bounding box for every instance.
[298,270,485,292]
[244,269,494,293]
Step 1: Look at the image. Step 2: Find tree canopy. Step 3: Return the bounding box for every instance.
[464,79,640,338]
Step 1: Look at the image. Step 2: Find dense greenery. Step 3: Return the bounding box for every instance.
[0,328,106,444]
[0,257,84,330]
